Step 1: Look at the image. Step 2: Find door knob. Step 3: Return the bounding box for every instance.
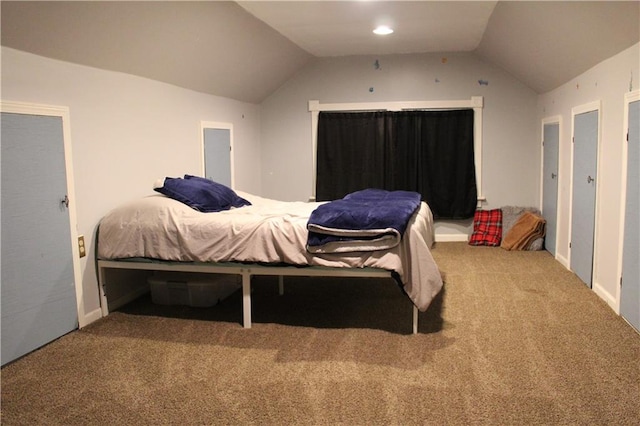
[61,195,69,208]
[587,176,594,184]
[551,173,557,179]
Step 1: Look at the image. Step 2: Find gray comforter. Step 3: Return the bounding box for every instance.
[97,191,443,311]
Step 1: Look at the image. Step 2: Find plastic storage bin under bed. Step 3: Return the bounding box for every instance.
[148,272,241,307]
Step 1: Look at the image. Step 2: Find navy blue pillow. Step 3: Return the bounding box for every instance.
[155,175,251,212]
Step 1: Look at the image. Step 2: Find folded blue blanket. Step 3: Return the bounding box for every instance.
[307,189,422,253]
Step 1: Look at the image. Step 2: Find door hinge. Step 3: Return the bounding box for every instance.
[620,276,623,286]
[569,242,572,248]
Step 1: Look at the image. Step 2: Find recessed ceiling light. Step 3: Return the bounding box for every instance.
[373,25,393,35]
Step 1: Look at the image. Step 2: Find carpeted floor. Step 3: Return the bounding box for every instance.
[2,242,639,425]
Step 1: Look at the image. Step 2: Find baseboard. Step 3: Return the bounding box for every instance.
[80,307,103,328]
[593,282,618,313]
[556,253,570,269]
[435,234,469,242]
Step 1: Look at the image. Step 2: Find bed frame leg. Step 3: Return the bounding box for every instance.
[98,264,109,317]
[242,272,252,329]
[278,275,284,295]
[413,305,418,334]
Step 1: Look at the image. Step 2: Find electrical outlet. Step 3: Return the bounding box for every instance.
[78,235,86,258]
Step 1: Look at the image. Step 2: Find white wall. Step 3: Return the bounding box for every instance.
[1,47,262,323]
[260,52,539,238]
[537,42,640,311]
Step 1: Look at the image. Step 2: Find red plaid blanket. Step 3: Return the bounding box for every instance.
[468,209,503,246]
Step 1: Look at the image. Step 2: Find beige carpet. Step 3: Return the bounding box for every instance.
[2,243,639,425]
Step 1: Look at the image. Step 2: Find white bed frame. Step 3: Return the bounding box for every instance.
[97,259,420,334]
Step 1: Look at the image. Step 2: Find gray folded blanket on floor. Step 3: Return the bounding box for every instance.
[501,206,545,251]
[501,211,546,251]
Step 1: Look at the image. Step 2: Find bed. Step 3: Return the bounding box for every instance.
[96,187,443,333]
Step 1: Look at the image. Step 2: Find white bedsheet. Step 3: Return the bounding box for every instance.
[97,192,443,311]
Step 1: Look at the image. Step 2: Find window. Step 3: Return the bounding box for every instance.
[309,97,484,219]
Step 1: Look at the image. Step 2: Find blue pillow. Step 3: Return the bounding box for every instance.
[154,175,251,212]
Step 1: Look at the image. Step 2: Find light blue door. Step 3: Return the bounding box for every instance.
[204,128,231,187]
[1,112,78,365]
[620,100,639,331]
[542,122,560,256]
[571,110,599,287]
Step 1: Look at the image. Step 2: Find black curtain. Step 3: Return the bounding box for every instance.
[316,109,477,219]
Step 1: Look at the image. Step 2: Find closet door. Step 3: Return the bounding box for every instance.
[620,99,639,331]
[542,121,560,256]
[570,108,599,287]
[202,122,233,187]
[1,111,78,365]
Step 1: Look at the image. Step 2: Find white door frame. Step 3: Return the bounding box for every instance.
[541,115,562,259]
[1,100,86,327]
[616,90,640,314]
[200,121,235,188]
[568,100,602,286]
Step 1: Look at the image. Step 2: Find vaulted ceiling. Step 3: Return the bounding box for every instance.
[2,1,639,103]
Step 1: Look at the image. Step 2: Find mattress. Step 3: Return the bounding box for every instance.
[97,191,443,311]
